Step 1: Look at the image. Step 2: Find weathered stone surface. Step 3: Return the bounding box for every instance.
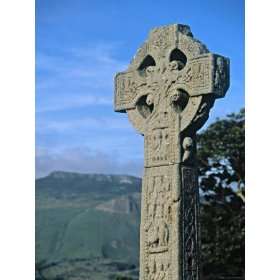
[114,24,229,280]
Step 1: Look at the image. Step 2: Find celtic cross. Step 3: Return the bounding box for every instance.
[114,24,229,280]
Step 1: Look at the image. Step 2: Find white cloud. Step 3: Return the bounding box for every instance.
[35,146,143,178]
[36,94,112,113]
[36,116,131,133]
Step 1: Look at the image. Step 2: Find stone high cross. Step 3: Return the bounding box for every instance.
[114,24,229,280]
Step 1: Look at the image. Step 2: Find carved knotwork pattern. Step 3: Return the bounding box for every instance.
[115,72,147,111]
[150,27,172,50]
[182,167,200,280]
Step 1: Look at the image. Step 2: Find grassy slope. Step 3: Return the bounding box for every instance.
[36,171,141,280]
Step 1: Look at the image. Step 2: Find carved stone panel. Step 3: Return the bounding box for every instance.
[114,71,146,112]
[144,111,180,167]
[141,165,181,280]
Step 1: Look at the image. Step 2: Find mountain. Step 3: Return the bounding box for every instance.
[36,171,142,280]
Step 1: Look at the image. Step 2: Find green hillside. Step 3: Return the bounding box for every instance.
[36,171,141,280]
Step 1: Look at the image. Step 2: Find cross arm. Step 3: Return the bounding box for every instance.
[114,70,146,112]
[178,53,230,133]
[175,53,229,98]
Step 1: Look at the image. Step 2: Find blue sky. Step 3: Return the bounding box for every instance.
[36,0,244,178]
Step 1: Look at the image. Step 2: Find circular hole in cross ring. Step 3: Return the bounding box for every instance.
[136,94,154,118]
[138,55,156,77]
[169,48,187,71]
[169,89,189,113]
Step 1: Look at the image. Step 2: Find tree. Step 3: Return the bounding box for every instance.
[197,109,245,280]
[35,260,48,280]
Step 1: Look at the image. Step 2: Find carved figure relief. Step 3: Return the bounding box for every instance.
[144,110,178,167]
[147,255,170,280]
[141,167,175,280]
[145,174,171,252]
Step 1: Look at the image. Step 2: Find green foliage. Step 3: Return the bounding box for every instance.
[197,109,245,280]
[35,259,48,280]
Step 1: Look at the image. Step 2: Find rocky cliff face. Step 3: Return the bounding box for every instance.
[96,193,141,214]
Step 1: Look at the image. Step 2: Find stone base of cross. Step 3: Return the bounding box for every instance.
[114,24,229,280]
